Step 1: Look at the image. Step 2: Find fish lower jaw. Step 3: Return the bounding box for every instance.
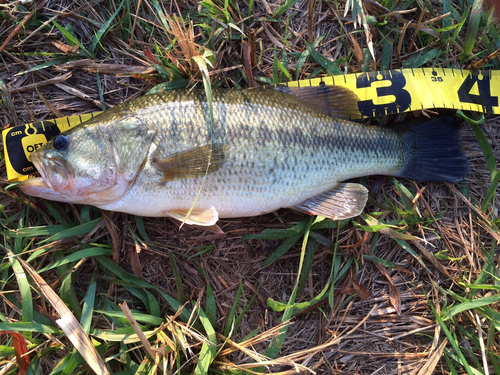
[19,177,69,203]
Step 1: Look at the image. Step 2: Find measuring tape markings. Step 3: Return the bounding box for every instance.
[283,68,500,118]
[3,112,99,182]
[3,68,499,182]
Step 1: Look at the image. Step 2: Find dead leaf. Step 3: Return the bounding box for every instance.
[119,302,161,360]
[129,242,143,278]
[0,331,31,374]
[349,34,363,65]
[50,40,78,55]
[375,263,401,315]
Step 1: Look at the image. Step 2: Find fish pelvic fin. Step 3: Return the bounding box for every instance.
[398,117,470,182]
[272,85,362,120]
[292,183,368,220]
[153,144,226,183]
[167,206,219,226]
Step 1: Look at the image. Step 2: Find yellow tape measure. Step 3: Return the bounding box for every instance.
[269,68,500,118]
[3,113,100,182]
[3,68,499,182]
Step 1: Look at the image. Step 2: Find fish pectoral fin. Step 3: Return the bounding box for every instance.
[167,206,219,226]
[273,85,362,120]
[153,144,226,183]
[292,183,368,220]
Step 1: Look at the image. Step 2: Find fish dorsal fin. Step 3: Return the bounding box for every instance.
[167,206,219,226]
[153,144,225,183]
[292,182,368,220]
[273,84,362,120]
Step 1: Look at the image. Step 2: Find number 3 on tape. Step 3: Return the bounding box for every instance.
[356,71,412,117]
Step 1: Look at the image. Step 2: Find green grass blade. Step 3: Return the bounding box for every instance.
[0,322,59,333]
[298,239,316,293]
[52,20,91,57]
[92,327,158,343]
[469,122,499,211]
[169,253,185,304]
[134,216,152,242]
[441,295,500,321]
[267,253,339,317]
[232,293,258,339]
[37,248,112,272]
[7,254,33,329]
[14,57,70,76]
[273,46,279,83]
[469,241,498,297]
[306,41,343,75]
[259,218,309,267]
[6,224,72,238]
[244,224,306,240]
[393,238,431,272]
[60,271,82,319]
[96,256,189,321]
[403,48,442,68]
[450,5,470,48]
[58,351,84,375]
[364,255,397,269]
[205,283,216,327]
[184,54,214,226]
[274,0,300,16]
[470,123,497,175]
[224,281,242,337]
[91,1,124,53]
[150,0,171,32]
[462,0,483,58]
[96,310,165,326]
[264,216,314,360]
[380,37,392,70]
[194,307,217,375]
[276,59,292,82]
[295,49,310,80]
[429,300,475,375]
[146,79,189,94]
[261,231,304,267]
[80,275,96,334]
[40,218,102,244]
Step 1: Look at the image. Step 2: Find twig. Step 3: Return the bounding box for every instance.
[475,312,489,375]
[408,3,426,54]
[0,1,47,52]
[129,0,143,47]
[7,72,72,94]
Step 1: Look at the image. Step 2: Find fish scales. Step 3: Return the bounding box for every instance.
[97,90,402,217]
[20,88,468,225]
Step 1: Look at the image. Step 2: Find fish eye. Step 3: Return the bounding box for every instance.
[53,134,69,151]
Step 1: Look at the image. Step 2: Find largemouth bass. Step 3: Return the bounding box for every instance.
[20,87,469,227]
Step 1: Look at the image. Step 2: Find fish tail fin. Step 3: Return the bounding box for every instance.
[397,117,469,182]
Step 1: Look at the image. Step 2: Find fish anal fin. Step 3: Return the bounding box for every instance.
[153,144,225,182]
[293,183,368,220]
[167,206,219,226]
[274,85,362,120]
[192,223,224,234]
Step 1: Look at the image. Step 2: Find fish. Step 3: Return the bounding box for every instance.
[20,86,469,229]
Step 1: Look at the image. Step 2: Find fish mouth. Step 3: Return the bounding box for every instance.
[20,151,72,202]
[19,176,71,202]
